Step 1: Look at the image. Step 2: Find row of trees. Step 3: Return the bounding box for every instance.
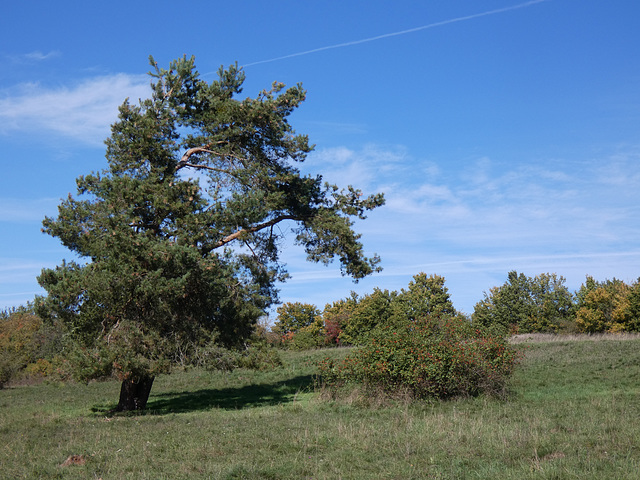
[273,273,456,349]
[273,271,640,348]
[1,273,517,402]
[4,270,637,389]
[5,270,634,400]
[473,271,640,334]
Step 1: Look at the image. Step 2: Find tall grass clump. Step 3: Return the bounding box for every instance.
[318,314,518,401]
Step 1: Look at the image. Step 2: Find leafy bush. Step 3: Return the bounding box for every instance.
[24,358,57,378]
[272,302,331,350]
[274,316,328,350]
[338,288,397,345]
[273,302,321,335]
[287,326,326,350]
[318,314,518,401]
[574,276,639,333]
[0,307,66,385]
[323,273,456,347]
[391,273,456,321]
[188,340,282,371]
[321,295,358,345]
[472,271,575,333]
[624,281,640,332]
[0,351,20,389]
[192,343,241,372]
[236,343,283,370]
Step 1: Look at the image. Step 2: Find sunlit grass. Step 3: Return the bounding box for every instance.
[1,339,639,478]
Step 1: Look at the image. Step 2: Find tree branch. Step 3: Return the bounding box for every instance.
[178,146,215,167]
[214,215,298,249]
[178,162,232,175]
[176,142,249,173]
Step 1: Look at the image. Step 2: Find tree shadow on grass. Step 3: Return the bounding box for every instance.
[98,374,315,415]
[147,374,314,414]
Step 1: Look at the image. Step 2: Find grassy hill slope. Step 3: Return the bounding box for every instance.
[1,338,639,479]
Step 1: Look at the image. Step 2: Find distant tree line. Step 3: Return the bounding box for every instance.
[3,270,639,388]
[272,273,456,349]
[473,271,640,335]
[273,271,640,349]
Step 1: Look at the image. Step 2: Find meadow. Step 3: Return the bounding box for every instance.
[1,335,639,479]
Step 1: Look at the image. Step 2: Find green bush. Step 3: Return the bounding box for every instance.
[236,344,283,370]
[0,307,66,385]
[338,288,396,345]
[287,326,326,350]
[188,336,283,371]
[321,295,359,345]
[574,276,640,333]
[0,351,20,389]
[472,271,575,333]
[318,314,518,401]
[273,302,321,335]
[325,273,456,346]
[193,343,241,372]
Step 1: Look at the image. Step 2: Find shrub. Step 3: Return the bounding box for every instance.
[236,344,283,370]
[188,340,282,371]
[192,343,241,371]
[321,295,359,345]
[0,350,20,389]
[323,316,343,345]
[624,280,640,332]
[273,302,321,335]
[277,318,328,350]
[0,307,66,385]
[178,323,282,371]
[338,288,396,345]
[575,276,634,333]
[318,314,518,401]
[327,274,456,346]
[391,273,456,321]
[472,271,575,333]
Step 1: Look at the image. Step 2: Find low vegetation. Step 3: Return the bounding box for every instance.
[1,336,640,479]
[318,314,517,401]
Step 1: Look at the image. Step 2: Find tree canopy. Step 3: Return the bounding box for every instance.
[323,273,456,345]
[472,271,574,333]
[36,55,384,410]
[273,302,321,335]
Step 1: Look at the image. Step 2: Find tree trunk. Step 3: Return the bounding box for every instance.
[116,375,155,411]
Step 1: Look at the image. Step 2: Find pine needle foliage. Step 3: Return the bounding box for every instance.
[35,55,384,410]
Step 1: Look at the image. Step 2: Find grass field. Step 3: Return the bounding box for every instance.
[1,336,640,479]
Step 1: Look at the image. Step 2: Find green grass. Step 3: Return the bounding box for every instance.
[1,338,640,479]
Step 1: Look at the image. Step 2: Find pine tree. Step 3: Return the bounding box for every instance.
[37,56,384,411]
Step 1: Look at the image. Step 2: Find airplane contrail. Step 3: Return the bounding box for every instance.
[243,0,550,67]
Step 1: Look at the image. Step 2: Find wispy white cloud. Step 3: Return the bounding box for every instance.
[23,50,61,61]
[5,50,62,63]
[0,74,150,145]
[0,259,49,291]
[307,144,410,190]
[288,144,640,310]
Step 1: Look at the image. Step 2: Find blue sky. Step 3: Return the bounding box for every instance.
[1,0,639,315]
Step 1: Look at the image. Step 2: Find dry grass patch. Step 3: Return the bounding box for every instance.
[509,332,640,344]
